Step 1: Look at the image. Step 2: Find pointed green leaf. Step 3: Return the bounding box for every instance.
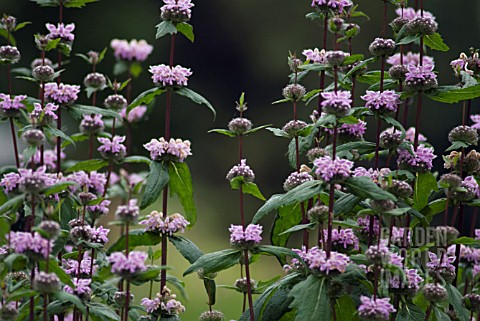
[174,87,216,119]
[156,21,177,39]
[66,159,109,173]
[183,249,242,276]
[423,33,449,52]
[289,275,331,321]
[108,229,162,253]
[176,22,194,42]
[140,162,170,209]
[168,162,196,226]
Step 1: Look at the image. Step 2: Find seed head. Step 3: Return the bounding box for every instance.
[282,120,308,137]
[388,65,408,80]
[234,277,257,293]
[84,72,107,89]
[38,220,60,239]
[199,310,225,321]
[307,205,329,223]
[104,94,127,111]
[388,180,413,199]
[405,16,438,36]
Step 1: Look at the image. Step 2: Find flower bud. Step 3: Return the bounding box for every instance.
[283,171,313,191]
[1,15,17,32]
[228,117,252,135]
[464,150,480,174]
[448,125,478,145]
[388,180,413,199]
[70,225,93,243]
[87,51,100,65]
[79,192,96,206]
[390,17,409,33]
[365,245,391,266]
[379,131,402,150]
[38,220,60,240]
[464,294,480,312]
[288,57,303,73]
[328,17,344,34]
[31,58,53,70]
[104,94,127,111]
[33,272,61,293]
[369,38,396,57]
[0,45,21,63]
[389,65,408,80]
[282,120,308,137]
[434,226,459,246]
[439,173,462,189]
[405,16,438,36]
[199,310,225,321]
[32,65,55,82]
[84,72,107,89]
[307,205,329,223]
[234,278,257,294]
[282,84,306,101]
[325,51,348,66]
[21,129,45,147]
[114,291,134,308]
[423,283,447,303]
[306,148,329,162]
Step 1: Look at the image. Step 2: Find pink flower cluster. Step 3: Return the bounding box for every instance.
[361,90,401,113]
[405,63,437,83]
[313,155,353,182]
[30,102,59,122]
[302,48,326,63]
[387,52,434,67]
[64,278,91,296]
[90,226,110,244]
[323,228,359,250]
[426,251,456,274]
[1,166,56,194]
[311,0,351,12]
[358,296,396,320]
[144,137,192,162]
[320,91,352,111]
[46,23,75,42]
[229,224,263,247]
[149,64,192,87]
[67,170,107,195]
[353,167,391,183]
[110,39,153,62]
[44,83,80,105]
[0,93,26,112]
[120,105,148,123]
[98,136,127,159]
[63,256,97,276]
[161,0,195,21]
[294,246,350,274]
[9,232,53,258]
[396,7,435,21]
[397,145,436,171]
[140,211,189,235]
[109,251,147,276]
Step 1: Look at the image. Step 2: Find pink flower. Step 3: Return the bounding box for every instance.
[0,93,26,112]
[109,251,147,276]
[148,64,192,87]
[120,105,147,123]
[358,296,396,320]
[387,52,434,67]
[361,90,401,113]
[46,23,75,42]
[313,156,353,182]
[110,39,153,62]
[140,211,189,235]
[44,83,80,105]
[229,224,263,247]
[144,137,192,162]
[302,48,326,63]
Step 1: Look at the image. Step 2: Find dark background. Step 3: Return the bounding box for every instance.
[1,0,479,319]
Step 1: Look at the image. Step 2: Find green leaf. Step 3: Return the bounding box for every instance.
[230,176,266,201]
[156,21,177,39]
[344,57,377,79]
[453,236,480,246]
[446,284,469,321]
[131,266,163,285]
[427,85,480,104]
[140,162,170,209]
[70,104,122,120]
[208,129,236,137]
[61,133,89,148]
[239,286,293,321]
[13,21,32,32]
[129,62,142,78]
[243,124,272,135]
[53,291,86,314]
[38,259,74,287]
[45,125,75,147]
[0,194,25,215]
[0,29,16,46]
[432,306,450,321]
[252,181,324,223]
[334,194,361,215]
[395,301,425,321]
[335,295,358,321]
[168,162,197,226]
[299,63,331,72]
[30,0,60,8]
[66,159,108,173]
[344,177,397,201]
[128,87,166,111]
[176,22,194,42]
[255,245,300,262]
[43,182,77,196]
[122,156,151,165]
[342,54,364,66]
[266,127,290,138]
[413,172,438,211]
[174,87,216,119]
[423,33,449,52]
[445,140,470,152]
[272,203,303,250]
[86,302,120,321]
[183,249,242,276]
[289,275,330,321]
[168,235,203,264]
[64,0,98,8]
[108,229,162,253]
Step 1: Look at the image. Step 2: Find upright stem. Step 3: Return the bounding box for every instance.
[244,250,255,321]
[317,13,328,114]
[56,3,64,174]
[125,222,130,321]
[413,92,423,151]
[374,56,386,168]
[9,118,20,168]
[382,0,388,38]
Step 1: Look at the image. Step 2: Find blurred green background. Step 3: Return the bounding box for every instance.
[1,0,480,319]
